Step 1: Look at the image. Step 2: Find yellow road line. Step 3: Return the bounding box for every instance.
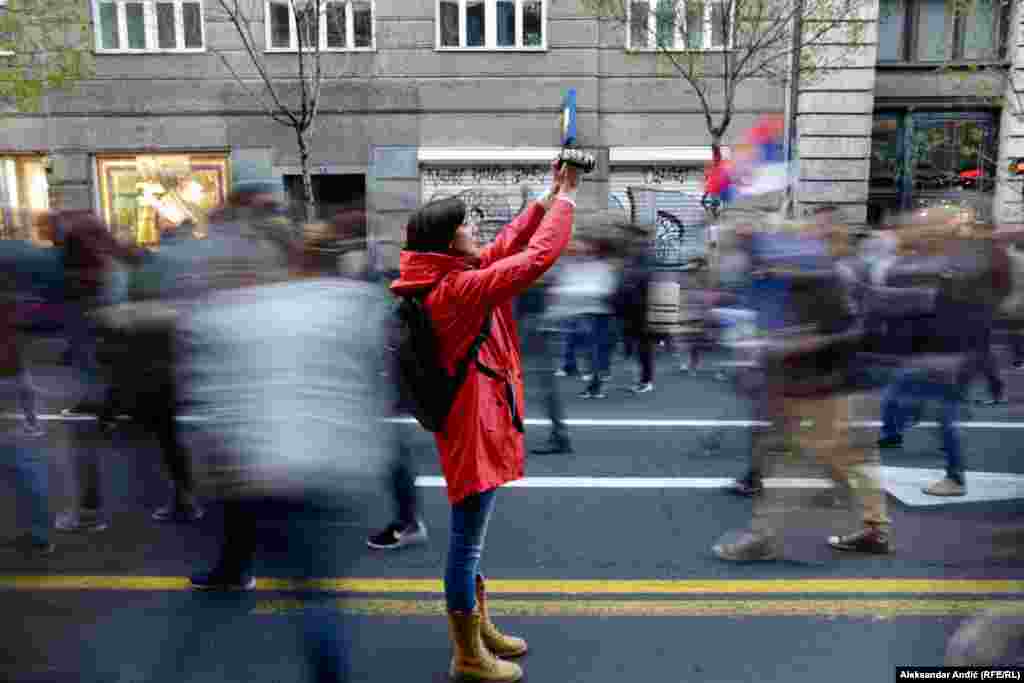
[0,576,1023,595]
[251,598,1024,617]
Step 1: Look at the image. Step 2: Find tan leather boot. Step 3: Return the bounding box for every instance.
[447,610,523,682]
[476,575,528,658]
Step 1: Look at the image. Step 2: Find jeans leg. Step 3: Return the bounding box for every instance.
[445,488,498,612]
[16,370,39,426]
[881,375,911,439]
[542,332,568,442]
[982,349,1004,400]
[9,444,50,544]
[938,386,964,484]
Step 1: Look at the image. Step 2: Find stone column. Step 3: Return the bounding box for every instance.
[795,0,880,228]
[996,2,1024,226]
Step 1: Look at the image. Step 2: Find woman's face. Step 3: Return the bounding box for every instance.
[450,217,482,259]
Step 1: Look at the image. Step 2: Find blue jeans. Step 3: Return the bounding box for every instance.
[64,301,103,405]
[445,488,497,612]
[881,369,964,483]
[560,317,587,374]
[1,439,50,545]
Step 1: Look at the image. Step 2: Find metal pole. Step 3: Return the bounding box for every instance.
[783,0,804,219]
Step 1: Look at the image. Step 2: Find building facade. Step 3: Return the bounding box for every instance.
[1,0,1019,265]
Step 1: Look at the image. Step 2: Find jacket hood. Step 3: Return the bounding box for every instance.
[391,250,473,296]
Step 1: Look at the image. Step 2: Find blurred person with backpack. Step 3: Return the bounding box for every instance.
[390,158,577,682]
[713,217,891,561]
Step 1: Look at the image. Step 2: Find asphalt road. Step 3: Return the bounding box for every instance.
[1,342,1022,682]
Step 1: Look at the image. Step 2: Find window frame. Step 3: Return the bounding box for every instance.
[92,0,206,53]
[264,0,376,53]
[877,0,1010,65]
[435,0,548,51]
[626,0,734,52]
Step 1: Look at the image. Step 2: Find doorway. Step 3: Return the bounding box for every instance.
[284,173,365,220]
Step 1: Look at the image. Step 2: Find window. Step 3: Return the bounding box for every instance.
[265,0,375,51]
[0,156,50,244]
[868,111,998,226]
[96,154,228,246]
[878,0,1009,63]
[628,0,730,50]
[436,0,545,50]
[94,0,204,52]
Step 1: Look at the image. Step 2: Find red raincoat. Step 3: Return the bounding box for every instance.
[391,198,574,504]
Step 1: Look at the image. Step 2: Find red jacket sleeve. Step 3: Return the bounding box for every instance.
[449,199,573,311]
[478,202,547,268]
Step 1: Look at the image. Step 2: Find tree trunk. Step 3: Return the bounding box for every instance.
[297,130,316,224]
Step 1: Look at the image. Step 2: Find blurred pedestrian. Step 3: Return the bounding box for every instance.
[713,218,891,561]
[179,208,391,682]
[0,269,52,556]
[389,160,576,682]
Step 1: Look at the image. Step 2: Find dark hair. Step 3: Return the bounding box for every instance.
[405,197,466,253]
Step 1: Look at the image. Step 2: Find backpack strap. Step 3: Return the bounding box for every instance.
[451,313,492,388]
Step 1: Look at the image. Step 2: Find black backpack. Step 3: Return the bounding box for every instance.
[392,292,491,433]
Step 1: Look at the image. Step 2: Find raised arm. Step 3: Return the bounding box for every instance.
[478,160,563,267]
[449,197,575,312]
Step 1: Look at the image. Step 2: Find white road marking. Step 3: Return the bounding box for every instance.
[415,467,1024,506]
[6,415,1024,430]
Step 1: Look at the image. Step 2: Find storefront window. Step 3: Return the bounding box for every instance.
[868,111,997,227]
[97,153,228,247]
[0,155,50,243]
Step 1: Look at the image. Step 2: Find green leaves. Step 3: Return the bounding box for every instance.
[0,0,93,113]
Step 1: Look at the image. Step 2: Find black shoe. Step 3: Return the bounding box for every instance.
[725,478,763,497]
[877,435,903,449]
[978,396,1008,406]
[531,439,573,455]
[828,527,892,554]
[190,571,256,591]
[366,520,428,550]
[3,534,55,557]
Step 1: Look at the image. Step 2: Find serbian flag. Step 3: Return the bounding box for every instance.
[705,115,792,203]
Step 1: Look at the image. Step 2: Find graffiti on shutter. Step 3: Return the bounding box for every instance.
[610,167,708,266]
[422,166,554,243]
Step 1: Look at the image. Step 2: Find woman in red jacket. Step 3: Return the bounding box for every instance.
[391,161,577,682]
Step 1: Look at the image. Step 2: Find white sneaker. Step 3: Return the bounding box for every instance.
[922,477,966,497]
[630,382,654,394]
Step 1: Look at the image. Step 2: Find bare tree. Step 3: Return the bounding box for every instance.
[579,0,873,162]
[208,0,374,220]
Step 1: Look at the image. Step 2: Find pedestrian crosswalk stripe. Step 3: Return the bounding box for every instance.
[0,576,1021,595]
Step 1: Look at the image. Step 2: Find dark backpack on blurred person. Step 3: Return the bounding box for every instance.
[392,292,491,432]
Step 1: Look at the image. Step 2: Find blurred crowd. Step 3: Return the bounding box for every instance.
[2,161,1023,678]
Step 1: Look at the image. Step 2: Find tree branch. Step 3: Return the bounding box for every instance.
[215,0,299,127]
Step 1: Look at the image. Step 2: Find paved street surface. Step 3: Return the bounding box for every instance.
[1,340,1022,682]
